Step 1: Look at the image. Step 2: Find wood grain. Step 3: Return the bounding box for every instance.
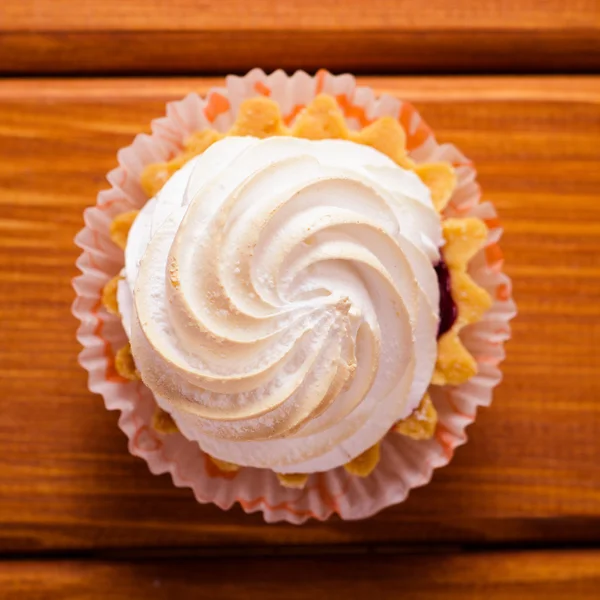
[1,0,599,74]
[1,77,600,553]
[3,551,600,599]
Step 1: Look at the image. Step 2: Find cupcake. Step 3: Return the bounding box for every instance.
[74,70,515,522]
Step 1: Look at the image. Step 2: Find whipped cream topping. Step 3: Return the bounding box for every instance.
[123,136,442,473]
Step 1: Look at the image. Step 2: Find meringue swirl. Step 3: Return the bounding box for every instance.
[125,136,442,473]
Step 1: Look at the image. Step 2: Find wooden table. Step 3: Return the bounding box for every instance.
[1,2,600,598]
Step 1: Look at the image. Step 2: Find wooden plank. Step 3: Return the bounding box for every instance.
[1,1,599,74]
[3,551,600,599]
[0,77,599,552]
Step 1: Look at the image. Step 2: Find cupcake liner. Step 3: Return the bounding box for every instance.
[73,69,517,524]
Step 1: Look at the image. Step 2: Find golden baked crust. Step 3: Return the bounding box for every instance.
[114,343,140,381]
[152,408,180,434]
[394,393,437,440]
[208,456,240,473]
[230,97,288,137]
[291,95,350,140]
[109,210,139,250]
[106,93,492,483]
[344,443,381,477]
[349,117,413,169]
[432,218,493,386]
[141,131,224,198]
[101,274,120,315]
[276,473,310,489]
[139,94,454,203]
[413,163,457,213]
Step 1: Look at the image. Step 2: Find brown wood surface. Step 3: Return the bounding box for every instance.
[1,0,599,74]
[3,551,600,599]
[1,76,599,553]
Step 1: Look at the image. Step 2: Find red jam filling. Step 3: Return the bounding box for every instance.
[435,257,457,338]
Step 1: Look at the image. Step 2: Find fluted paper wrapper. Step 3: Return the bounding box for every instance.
[73,69,516,523]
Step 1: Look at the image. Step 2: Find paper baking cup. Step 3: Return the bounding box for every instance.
[73,69,516,524]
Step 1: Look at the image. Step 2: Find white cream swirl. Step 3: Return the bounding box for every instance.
[124,136,442,474]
